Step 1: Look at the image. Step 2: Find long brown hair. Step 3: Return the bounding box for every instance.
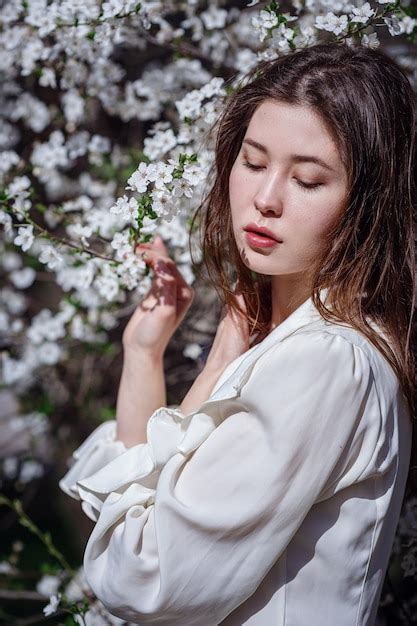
[190,41,416,496]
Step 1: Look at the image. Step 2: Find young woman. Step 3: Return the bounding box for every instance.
[60,42,416,625]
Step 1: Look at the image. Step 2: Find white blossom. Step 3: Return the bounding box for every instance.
[39,67,57,88]
[200,5,228,30]
[89,134,111,154]
[66,222,93,246]
[0,561,15,574]
[62,89,85,127]
[171,178,193,199]
[0,151,20,181]
[151,188,178,220]
[94,270,120,301]
[2,251,23,272]
[19,459,44,482]
[398,16,417,35]
[7,176,31,197]
[10,267,37,289]
[361,32,380,48]
[126,162,150,193]
[11,93,51,133]
[36,574,61,597]
[147,162,175,187]
[14,225,34,252]
[56,262,96,292]
[315,12,349,35]
[350,2,374,24]
[182,162,205,186]
[144,128,177,160]
[64,567,89,602]
[258,10,279,30]
[3,457,19,478]
[109,195,138,222]
[1,352,31,385]
[37,341,63,365]
[38,245,65,270]
[175,90,204,120]
[43,593,61,617]
[0,210,14,235]
[183,342,203,359]
[383,15,403,37]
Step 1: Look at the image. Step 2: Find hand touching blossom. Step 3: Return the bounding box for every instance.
[122,236,194,359]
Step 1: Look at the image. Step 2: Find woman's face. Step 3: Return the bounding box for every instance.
[229,99,349,278]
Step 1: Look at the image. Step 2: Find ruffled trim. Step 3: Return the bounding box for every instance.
[59,405,225,522]
[59,421,127,502]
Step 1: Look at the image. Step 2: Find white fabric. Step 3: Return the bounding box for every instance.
[59,290,412,625]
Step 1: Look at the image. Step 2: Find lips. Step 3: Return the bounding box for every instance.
[243,223,281,242]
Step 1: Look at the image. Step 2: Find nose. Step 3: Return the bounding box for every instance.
[253,175,283,216]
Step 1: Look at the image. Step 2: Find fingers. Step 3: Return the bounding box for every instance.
[135,235,194,327]
[135,236,192,301]
[140,261,177,311]
[135,234,168,257]
[141,256,194,319]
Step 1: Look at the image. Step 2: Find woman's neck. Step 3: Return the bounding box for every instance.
[270,273,312,330]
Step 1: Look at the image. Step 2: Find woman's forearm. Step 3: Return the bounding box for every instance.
[180,361,225,415]
[115,347,166,448]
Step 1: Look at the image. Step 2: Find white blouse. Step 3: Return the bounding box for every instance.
[59,290,412,625]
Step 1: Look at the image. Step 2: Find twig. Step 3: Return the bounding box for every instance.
[0,589,45,602]
[0,495,75,576]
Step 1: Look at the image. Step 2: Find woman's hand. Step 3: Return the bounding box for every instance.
[205,289,251,372]
[122,236,194,359]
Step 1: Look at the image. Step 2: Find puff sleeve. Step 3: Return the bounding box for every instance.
[59,331,377,625]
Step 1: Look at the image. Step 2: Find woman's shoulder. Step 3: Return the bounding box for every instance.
[242,320,411,448]
[278,318,402,404]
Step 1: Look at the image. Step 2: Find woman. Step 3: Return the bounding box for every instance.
[60,42,416,625]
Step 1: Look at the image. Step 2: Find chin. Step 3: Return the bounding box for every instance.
[238,248,277,274]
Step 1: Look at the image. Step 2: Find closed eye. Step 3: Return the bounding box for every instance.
[295,179,323,192]
[242,161,323,192]
[242,160,264,172]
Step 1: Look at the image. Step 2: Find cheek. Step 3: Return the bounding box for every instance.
[297,192,345,240]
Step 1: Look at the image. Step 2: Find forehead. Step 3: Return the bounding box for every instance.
[245,99,341,164]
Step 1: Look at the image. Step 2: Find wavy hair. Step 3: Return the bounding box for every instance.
[190,41,416,495]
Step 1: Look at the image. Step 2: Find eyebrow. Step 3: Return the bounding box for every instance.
[242,138,336,173]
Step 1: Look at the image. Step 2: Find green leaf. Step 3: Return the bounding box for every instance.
[36,396,55,416]
[40,562,61,574]
[99,406,116,422]
[402,6,417,18]
[267,0,280,14]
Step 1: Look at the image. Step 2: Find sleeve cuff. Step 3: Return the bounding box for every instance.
[59,406,187,522]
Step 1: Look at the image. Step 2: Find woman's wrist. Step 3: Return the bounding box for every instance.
[203,355,233,377]
[122,343,165,367]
